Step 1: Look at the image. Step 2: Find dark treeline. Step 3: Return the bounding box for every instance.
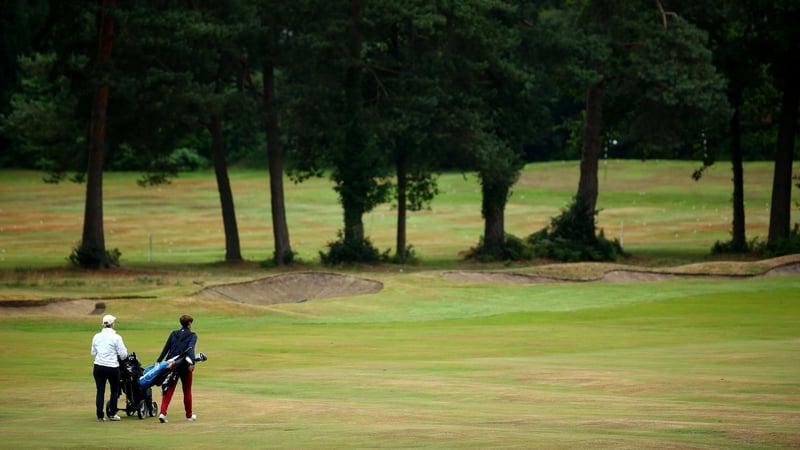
[0,0,797,267]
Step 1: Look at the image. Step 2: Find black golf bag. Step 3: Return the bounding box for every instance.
[107,352,158,419]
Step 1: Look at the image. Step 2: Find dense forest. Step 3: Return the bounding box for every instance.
[0,0,797,267]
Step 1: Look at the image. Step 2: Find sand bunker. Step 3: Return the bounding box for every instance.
[443,261,800,285]
[440,272,567,285]
[197,272,384,305]
[0,299,107,317]
[2,259,798,316]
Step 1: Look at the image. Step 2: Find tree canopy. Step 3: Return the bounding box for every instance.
[0,0,795,265]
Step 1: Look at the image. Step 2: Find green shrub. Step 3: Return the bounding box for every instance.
[68,242,121,268]
[258,249,297,268]
[760,225,800,257]
[503,234,533,260]
[526,197,624,262]
[711,238,751,255]
[137,148,210,187]
[390,245,419,264]
[166,147,209,171]
[717,226,800,258]
[468,236,504,262]
[467,233,534,262]
[319,231,388,265]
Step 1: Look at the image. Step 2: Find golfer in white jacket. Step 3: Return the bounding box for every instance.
[91,314,127,422]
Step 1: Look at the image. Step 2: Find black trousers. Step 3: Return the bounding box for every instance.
[93,364,120,419]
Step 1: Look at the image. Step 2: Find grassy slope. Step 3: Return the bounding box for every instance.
[0,161,798,448]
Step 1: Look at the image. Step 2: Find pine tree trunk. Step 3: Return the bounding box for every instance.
[80,0,115,268]
[576,76,606,221]
[730,105,747,251]
[395,143,407,258]
[768,68,799,244]
[342,0,365,245]
[209,115,242,262]
[482,181,507,256]
[263,30,292,264]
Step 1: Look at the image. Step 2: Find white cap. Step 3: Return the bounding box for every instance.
[102,314,117,326]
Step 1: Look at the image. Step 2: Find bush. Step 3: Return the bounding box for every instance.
[525,197,624,262]
[467,233,534,262]
[275,249,296,265]
[752,224,800,257]
[259,249,297,268]
[716,226,800,258]
[390,245,419,264]
[166,147,209,171]
[319,232,389,265]
[711,239,751,255]
[504,234,534,260]
[136,148,211,186]
[525,228,623,263]
[68,242,121,268]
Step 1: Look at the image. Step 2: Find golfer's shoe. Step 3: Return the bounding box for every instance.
[108,415,121,421]
[187,414,197,422]
[159,414,168,423]
[97,417,105,422]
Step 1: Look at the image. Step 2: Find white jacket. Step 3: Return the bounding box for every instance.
[91,328,128,368]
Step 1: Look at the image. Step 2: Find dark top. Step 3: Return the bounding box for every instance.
[157,327,197,364]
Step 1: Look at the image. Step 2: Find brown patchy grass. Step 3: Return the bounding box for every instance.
[1,161,797,268]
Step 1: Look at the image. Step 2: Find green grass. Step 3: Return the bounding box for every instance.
[0,161,798,448]
[0,275,798,448]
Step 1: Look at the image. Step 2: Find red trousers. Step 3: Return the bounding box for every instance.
[160,369,193,418]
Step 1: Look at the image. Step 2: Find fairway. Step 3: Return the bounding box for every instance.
[0,266,798,449]
[0,162,799,448]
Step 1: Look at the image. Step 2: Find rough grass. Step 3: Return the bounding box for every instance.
[0,160,793,268]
